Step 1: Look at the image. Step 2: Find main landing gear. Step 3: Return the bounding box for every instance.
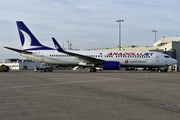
[89,67,97,72]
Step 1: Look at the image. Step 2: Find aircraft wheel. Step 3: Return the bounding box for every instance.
[157,69,161,73]
[90,67,96,72]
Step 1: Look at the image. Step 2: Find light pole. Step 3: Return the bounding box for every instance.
[115,19,124,51]
[67,41,69,50]
[152,30,158,42]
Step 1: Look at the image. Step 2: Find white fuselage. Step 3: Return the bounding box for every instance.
[21,50,177,68]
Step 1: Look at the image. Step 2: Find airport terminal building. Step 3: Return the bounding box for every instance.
[0,59,41,70]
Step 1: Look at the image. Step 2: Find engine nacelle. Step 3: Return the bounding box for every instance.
[102,61,120,70]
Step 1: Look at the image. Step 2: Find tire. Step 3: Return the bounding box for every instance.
[89,67,96,72]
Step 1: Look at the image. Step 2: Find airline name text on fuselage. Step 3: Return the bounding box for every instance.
[106,52,154,56]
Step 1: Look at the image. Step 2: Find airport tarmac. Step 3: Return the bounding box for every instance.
[0,70,180,120]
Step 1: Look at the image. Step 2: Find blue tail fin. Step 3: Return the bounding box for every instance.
[16,21,54,50]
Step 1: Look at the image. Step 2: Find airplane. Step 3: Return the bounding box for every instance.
[4,21,178,72]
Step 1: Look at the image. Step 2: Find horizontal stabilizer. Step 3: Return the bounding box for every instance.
[4,46,32,54]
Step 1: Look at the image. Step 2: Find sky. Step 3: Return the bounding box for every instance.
[0,0,180,62]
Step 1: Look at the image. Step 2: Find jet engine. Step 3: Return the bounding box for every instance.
[102,61,120,70]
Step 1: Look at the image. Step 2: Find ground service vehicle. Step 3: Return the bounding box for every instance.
[0,65,9,72]
[34,63,53,72]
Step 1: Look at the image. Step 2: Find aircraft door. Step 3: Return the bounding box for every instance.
[156,55,160,62]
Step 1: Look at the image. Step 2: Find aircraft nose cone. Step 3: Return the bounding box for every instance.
[172,59,178,64]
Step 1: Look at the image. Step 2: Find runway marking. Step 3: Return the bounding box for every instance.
[0,77,121,90]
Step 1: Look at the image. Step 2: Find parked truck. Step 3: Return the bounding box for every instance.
[34,63,53,72]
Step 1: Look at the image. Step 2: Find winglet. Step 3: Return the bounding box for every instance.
[52,37,65,52]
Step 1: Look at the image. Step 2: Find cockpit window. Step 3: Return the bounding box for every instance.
[164,55,169,58]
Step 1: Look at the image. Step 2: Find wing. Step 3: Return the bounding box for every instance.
[52,37,104,64]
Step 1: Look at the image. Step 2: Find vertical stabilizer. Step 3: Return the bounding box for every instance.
[16,21,53,50]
